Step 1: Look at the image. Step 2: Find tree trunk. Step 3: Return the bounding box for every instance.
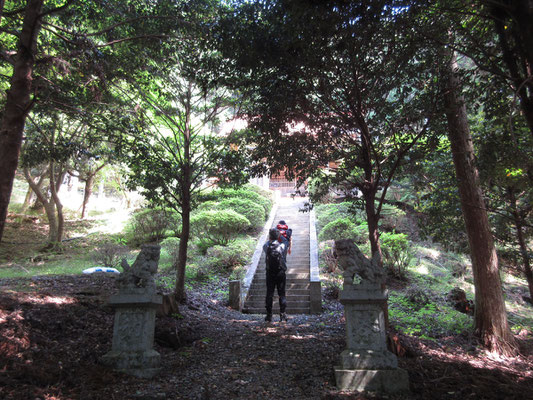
[363,188,382,265]
[81,174,94,219]
[24,167,58,244]
[507,187,533,301]
[174,157,191,302]
[174,202,190,302]
[443,51,516,356]
[49,162,64,243]
[21,185,36,213]
[0,0,44,243]
[80,163,105,219]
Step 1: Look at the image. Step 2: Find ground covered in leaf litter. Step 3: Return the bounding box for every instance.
[0,274,532,400]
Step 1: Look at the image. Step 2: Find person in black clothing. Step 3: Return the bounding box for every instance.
[263,228,289,322]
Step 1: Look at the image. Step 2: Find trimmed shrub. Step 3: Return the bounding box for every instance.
[380,232,414,279]
[318,217,367,243]
[206,237,255,272]
[218,188,272,218]
[197,200,219,212]
[315,202,363,232]
[125,208,180,246]
[243,183,274,202]
[191,209,250,246]
[218,198,265,230]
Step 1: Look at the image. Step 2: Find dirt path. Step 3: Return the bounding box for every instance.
[1,275,532,399]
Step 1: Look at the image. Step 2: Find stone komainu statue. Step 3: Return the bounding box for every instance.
[118,244,161,291]
[335,239,384,286]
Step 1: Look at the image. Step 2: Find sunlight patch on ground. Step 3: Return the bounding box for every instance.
[502,273,527,286]
[87,209,131,235]
[26,295,76,305]
[417,246,441,260]
[414,262,430,275]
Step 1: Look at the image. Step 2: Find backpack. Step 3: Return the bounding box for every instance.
[276,223,292,240]
[266,240,285,273]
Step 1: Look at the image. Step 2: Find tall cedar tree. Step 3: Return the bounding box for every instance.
[443,50,516,355]
[0,0,44,242]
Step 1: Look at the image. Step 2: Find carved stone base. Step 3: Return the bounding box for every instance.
[339,349,398,370]
[102,291,162,378]
[101,349,161,378]
[334,366,409,393]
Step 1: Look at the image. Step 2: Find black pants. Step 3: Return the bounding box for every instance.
[265,271,287,314]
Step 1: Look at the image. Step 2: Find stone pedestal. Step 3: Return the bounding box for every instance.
[335,284,409,393]
[101,290,162,378]
[229,280,241,311]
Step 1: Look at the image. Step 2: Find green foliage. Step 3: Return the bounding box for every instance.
[242,184,273,202]
[315,202,363,232]
[125,208,180,246]
[228,265,246,281]
[217,198,265,230]
[318,217,367,243]
[91,243,129,268]
[197,200,219,212]
[215,188,272,218]
[205,237,255,272]
[389,293,473,339]
[380,232,414,279]
[160,237,180,266]
[191,209,250,247]
[414,142,469,252]
[379,203,407,232]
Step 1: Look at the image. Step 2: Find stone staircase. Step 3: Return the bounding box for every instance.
[243,198,317,314]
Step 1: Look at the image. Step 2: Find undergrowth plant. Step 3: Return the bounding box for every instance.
[380,232,414,279]
[389,293,473,339]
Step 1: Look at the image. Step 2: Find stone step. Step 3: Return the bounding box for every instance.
[255,266,310,271]
[248,288,310,296]
[250,283,310,291]
[243,199,319,316]
[243,306,310,314]
[247,294,310,302]
[253,273,310,280]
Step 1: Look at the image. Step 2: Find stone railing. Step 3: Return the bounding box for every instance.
[309,207,322,314]
[229,201,279,311]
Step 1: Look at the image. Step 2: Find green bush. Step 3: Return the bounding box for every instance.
[217,188,272,218]
[380,232,414,278]
[191,209,250,246]
[315,202,364,232]
[217,198,265,230]
[206,237,255,272]
[125,208,180,246]
[196,200,219,212]
[389,293,473,339]
[160,237,180,266]
[243,183,273,202]
[379,203,407,232]
[91,243,129,268]
[229,265,246,281]
[318,217,367,243]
